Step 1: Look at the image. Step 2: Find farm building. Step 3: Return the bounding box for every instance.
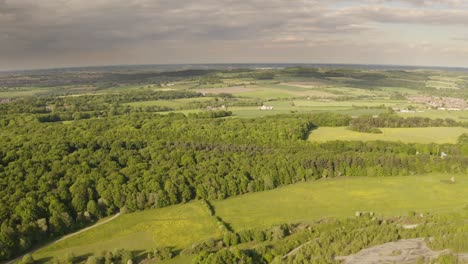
[259,105,274,110]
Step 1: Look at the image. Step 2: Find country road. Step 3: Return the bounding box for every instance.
[5,213,121,264]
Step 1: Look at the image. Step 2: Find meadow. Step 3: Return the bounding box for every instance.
[213,173,468,230]
[124,97,215,109]
[308,127,468,144]
[396,109,468,121]
[33,203,221,262]
[33,173,468,262]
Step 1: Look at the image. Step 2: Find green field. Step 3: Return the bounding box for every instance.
[34,173,468,262]
[34,203,221,262]
[150,99,405,118]
[308,127,468,144]
[396,110,468,122]
[0,88,51,97]
[124,97,215,108]
[213,173,468,230]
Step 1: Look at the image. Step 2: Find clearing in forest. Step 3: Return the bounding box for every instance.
[308,127,468,144]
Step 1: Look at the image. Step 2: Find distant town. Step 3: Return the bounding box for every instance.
[408,96,467,111]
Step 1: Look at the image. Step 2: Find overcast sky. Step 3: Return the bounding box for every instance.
[1,0,468,70]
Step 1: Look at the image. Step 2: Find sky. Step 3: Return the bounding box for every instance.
[1,0,468,70]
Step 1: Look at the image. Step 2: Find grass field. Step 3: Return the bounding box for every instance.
[33,173,468,262]
[148,99,403,118]
[213,173,468,230]
[308,127,468,144]
[124,97,215,108]
[0,88,52,97]
[397,109,468,121]
[33,202,221,262]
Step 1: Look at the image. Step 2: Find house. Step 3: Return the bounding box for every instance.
[441,152,447,159]
[259,105,273,110]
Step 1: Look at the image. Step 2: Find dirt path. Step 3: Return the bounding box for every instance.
[5,213,120,264]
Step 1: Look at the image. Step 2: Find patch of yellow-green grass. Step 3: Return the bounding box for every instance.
[213,173,468,231]
[237,87,296,99]
[426,76,464,89]
[377,87,421,95]
[324,87,379,97]
[0,88,51,98]
[151,98,407,118]
[308,127,468,144]
[33,201,221,262]
[124,97,215,108]
[426,80,459,89]
[397,110,468,122]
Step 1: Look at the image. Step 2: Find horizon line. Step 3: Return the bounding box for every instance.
[2,62,468,73]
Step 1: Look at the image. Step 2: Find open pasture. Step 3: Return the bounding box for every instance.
[196,86,255,94]
[124,97,215,109]
[152,99,405,118]
[396,109,468,122]
[308,127,468,144]
[33,202,221,262]
[0,87,52,98]
[213,173,468,230]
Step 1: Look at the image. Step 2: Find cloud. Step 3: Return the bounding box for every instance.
[0,0,467,70]
[336,5,468,25]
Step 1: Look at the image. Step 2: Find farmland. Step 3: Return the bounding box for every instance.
[33,203,221,261]
[308,127,468,144]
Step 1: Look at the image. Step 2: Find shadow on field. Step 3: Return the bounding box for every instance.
[35,257,53,264]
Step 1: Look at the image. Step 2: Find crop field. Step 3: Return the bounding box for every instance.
[0,87,52,97]
[196,86,255,94]
[124,97,215,108]
[233,83,388,99]
[376,87,421,94]
[226,99,404,118]
[33,173,468,262]
[396,109,468,121]
[426,75,465,89]
[308,127,468,144]
[148,99,407,118]
[153,99,399,118]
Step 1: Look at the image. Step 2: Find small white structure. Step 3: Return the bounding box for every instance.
[441,152,447,159]
[259,105,274,110]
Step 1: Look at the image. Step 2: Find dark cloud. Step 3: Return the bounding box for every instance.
[0,0,467,70]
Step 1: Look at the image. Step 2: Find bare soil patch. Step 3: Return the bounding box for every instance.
[336,238,468,264]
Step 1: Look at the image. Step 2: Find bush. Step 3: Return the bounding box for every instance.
[19,254,34,264]
[85,256,100,264]
[223,232,239,246]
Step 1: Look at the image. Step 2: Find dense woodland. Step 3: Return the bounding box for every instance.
[348,112,468,133]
